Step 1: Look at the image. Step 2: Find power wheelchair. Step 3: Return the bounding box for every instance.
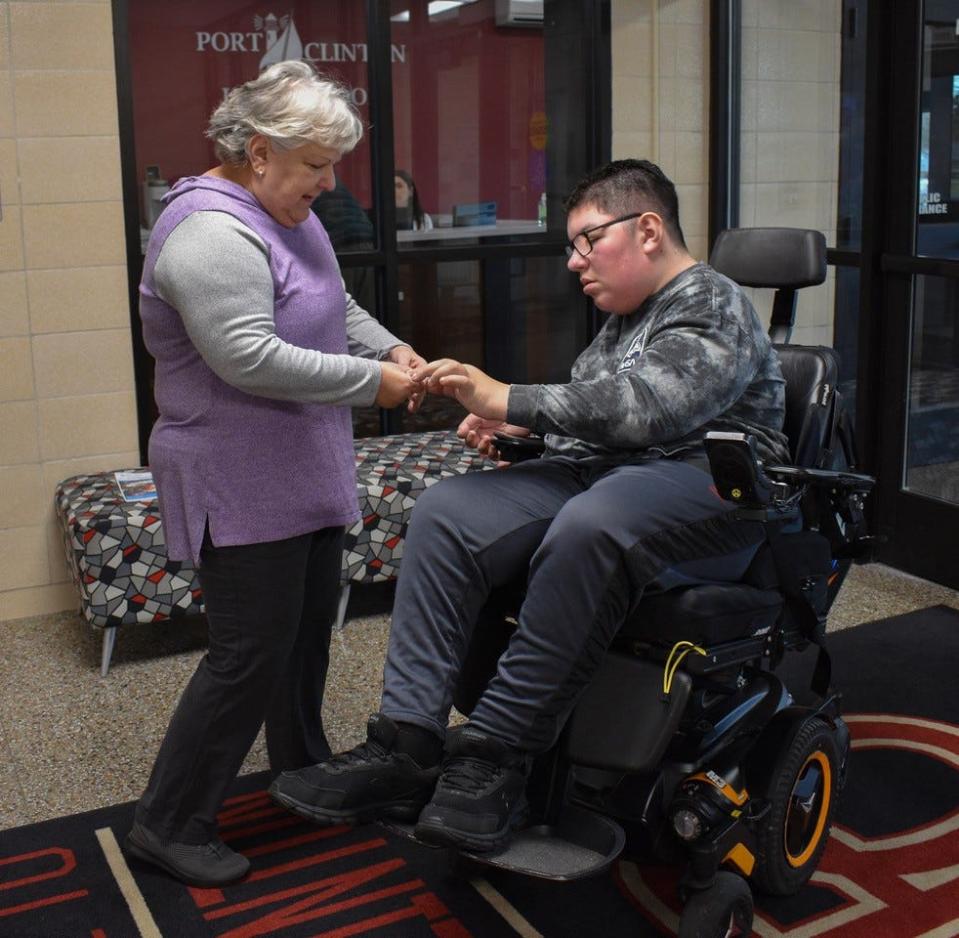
[422,228,877,937]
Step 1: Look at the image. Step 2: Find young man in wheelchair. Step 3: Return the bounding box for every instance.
[271,158,793,855]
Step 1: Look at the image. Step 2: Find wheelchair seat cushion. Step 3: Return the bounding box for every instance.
[621,583,783,647]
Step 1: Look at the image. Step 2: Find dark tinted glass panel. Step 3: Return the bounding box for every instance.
[833,264,860,426]
[396,259,485,433]
[836,0,866,250]
[917,1,959,258]
[393,255,587,433]
[904,275,959,503]
[353,403,383,439]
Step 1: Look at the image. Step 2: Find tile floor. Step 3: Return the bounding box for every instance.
[1,565,956,832]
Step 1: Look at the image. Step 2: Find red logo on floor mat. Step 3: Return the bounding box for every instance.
[0,847,89,921]
[188,790,469,937]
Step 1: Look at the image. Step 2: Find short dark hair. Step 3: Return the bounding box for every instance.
[564,159,687,249]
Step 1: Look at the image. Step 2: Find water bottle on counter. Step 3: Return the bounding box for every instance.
[537,191,547,227]
[143,165,170,230]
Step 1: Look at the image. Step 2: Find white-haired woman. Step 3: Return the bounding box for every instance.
[127,61,423,887]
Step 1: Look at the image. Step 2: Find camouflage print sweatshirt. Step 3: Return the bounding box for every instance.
[506,262,791,465]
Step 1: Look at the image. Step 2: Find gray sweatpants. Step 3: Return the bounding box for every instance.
[381,456,764,752]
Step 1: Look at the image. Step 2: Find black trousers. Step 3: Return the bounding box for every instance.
[135,526,344,843]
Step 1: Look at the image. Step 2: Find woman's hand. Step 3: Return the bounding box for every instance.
[387,345,426,412]
[413,359,509,422]
[387,345,426,371]
[458,414,529,462]
[375,361,422,409]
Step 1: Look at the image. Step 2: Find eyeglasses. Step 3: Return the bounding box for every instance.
[565,212,647,258]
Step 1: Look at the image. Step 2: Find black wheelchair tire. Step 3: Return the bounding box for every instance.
[751,716,840,896]
[677,871,754,938]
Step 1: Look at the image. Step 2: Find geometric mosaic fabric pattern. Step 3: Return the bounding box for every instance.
[54,474,201,630]
[55,430,492,629]
[344,429,491,585]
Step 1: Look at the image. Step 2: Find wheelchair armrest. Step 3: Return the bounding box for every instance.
[493,432,546,463]
[703,431,777,507]
[764,464,875,492]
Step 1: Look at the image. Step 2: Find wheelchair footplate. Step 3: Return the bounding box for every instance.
[381,803,625,881]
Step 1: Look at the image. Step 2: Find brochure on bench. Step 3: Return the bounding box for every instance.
[115,470,158,502]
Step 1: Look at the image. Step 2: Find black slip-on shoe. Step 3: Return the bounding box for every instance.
[269,713,441,826]
[413,725,529,854]
[125,822,250,887]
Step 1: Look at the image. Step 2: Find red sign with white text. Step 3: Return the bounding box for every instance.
[127,1,545,225]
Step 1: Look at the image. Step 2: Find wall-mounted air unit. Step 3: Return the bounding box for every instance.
[494,0,543,28]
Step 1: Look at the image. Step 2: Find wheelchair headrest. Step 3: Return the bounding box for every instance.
[776,344,839,467]
[709,228,827,290]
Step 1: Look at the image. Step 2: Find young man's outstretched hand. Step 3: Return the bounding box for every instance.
[412,359,510,422]
[413,359,524,465]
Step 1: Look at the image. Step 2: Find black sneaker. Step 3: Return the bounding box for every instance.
[414,725,529,854]
[269,713,441,826]
[125,822,250,887]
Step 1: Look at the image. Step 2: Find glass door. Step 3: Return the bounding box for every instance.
[877,0,959,587]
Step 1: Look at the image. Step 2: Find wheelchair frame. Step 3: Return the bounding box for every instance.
[448,431,873,936]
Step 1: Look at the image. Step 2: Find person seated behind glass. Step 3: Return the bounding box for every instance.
[312,179,376,314]
[270,158,790,857]
[395,169,433,231]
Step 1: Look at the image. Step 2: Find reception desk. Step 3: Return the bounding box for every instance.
[397,219,543,243]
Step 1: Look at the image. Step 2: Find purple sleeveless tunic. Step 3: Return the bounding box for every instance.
[139,176,359,563]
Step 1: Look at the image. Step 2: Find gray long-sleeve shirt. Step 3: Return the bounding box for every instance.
[154,210,406,407]
[507,263,791,464]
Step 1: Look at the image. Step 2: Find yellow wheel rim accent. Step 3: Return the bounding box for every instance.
[785,750,832,868]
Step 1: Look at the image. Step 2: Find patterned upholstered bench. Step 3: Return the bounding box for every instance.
[54,430,491,675]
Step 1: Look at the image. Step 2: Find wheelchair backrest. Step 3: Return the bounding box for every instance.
[775,344,840,469]
[710,227,866,586]
[709,226,847,471]
[769,344,864,585]
[709,226,826,345]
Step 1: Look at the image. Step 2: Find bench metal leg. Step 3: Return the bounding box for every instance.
[334,584,351,630]
[100,626,117,677]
